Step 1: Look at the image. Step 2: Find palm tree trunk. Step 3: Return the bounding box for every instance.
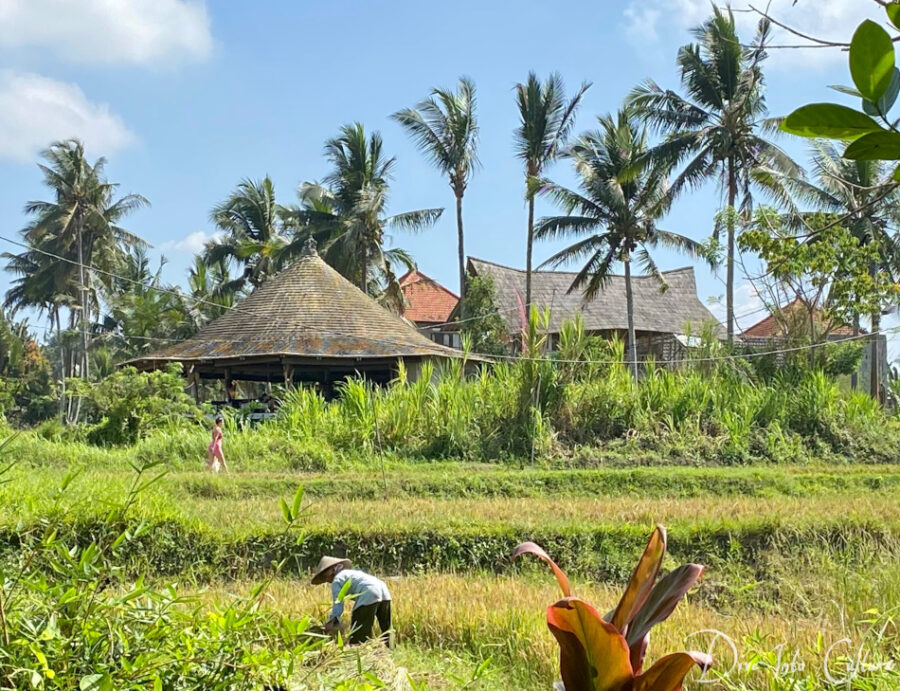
[870,310,881,402]
[525,196,534,310]
[76,213,90,380]
[624,257,638,379]
[359,242,368,293]
[456,190,466,302]
[851,312,860,390]
[55,309,66,423]
[726,157,737,346]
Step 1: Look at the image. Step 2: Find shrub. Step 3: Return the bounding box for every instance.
[68,364,200,446]
[0,458,344,690]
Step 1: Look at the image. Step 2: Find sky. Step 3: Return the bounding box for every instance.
[0,0,894,353]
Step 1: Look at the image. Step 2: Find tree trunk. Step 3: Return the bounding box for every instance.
[870,311,881,403]
[76,212,90,380]
[726,157,737,346]
[624,257,638,379]
[456,190,466,302]
[359,241,368,293]
[850,312,860,390]
[525,195,534,311]
[56,309,66,423]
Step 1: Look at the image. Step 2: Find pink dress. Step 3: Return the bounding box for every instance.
[209,427,223,456]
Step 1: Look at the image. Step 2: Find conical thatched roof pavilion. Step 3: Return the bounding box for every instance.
[127,240,470,392]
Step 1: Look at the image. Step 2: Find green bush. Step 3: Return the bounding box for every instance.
[0,459,358,690]
[68,364,200,446]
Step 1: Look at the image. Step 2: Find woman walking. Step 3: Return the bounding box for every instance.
[206,413,228,472]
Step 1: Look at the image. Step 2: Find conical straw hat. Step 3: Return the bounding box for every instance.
[311,556,351,584]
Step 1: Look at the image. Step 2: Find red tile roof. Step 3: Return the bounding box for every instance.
[399,270,459,325]
[741,298,858,339]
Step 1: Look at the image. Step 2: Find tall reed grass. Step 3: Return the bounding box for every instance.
[267,335,895,465]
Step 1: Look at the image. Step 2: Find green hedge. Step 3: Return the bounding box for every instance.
[6,515,895,585]
[175,466,900,501]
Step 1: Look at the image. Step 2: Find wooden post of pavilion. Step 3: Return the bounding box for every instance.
[223,366,232,405]
[188,364,201,405]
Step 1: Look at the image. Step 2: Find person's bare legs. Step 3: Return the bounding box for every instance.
[206,448,216,472]
[215,449,228,472]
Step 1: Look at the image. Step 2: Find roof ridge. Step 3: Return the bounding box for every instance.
[401,269,459,299]
[469,256,695,279]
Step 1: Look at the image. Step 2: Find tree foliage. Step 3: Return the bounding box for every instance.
[67,364,198,446]
[458,274,509,356]
[782,9,900,177]
[393,77,479,299]
[536,108,707,375]
[290,123,442,309]
[629,9,800,343]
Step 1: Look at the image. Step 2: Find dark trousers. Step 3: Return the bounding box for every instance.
[350,600,392,647]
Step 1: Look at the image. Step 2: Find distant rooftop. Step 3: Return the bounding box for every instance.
[741,298,858,339]
[399,269,459,325]
[467,257,724,336]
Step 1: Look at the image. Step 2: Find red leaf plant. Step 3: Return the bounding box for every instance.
[511,525,711,691]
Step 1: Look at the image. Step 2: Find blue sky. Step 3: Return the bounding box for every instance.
[0,0,892,349]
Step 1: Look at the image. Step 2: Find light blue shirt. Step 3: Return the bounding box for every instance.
[330,569,391,620]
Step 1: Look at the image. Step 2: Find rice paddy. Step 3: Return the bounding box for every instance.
[3,431,899,689]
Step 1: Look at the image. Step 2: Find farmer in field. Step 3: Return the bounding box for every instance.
[206,413,228,472]
[312,556,392,647]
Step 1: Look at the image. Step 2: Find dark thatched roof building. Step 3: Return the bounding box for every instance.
[463,258,724,360]
[127,240,470,391]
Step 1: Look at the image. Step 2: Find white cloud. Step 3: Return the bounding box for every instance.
[0,71,134,163]
[621,0,883,69]
[159,230,220,254]
[0,0,212,66]
[708,282,767,330]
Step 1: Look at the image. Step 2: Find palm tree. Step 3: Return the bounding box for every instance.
[185,256,241,329]
[99,248,190,359]
[392,77,478,300]
[763,141,900,398]
[4,237,80,404]
[204,176,289,293]
[288,123,442,308]
[515,72,591,310]
[628,8,800,343]
[535,110,707,377]
[18,138,148,379]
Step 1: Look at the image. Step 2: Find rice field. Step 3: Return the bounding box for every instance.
[202,571,900,690]
[3,434,900,690]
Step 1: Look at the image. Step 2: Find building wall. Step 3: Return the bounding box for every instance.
[417,325,461,349]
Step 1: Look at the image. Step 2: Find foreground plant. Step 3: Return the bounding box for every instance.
[0,456,331,690]
[512,525,710,691]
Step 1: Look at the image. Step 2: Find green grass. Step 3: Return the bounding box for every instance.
[5,424,900,689]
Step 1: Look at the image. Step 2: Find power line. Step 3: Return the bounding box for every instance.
[1,233,892,368]
[0,233,485,359]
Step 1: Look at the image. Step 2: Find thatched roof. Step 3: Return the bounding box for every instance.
[467,257,724,337]
[128,241,464,370]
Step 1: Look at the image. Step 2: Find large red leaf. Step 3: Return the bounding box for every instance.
[631,651,712,691]
[547,597,633,691]
[626,563,704,671]
[511,541,572,597]
[629,633,649,675]
[611,526,666,634]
